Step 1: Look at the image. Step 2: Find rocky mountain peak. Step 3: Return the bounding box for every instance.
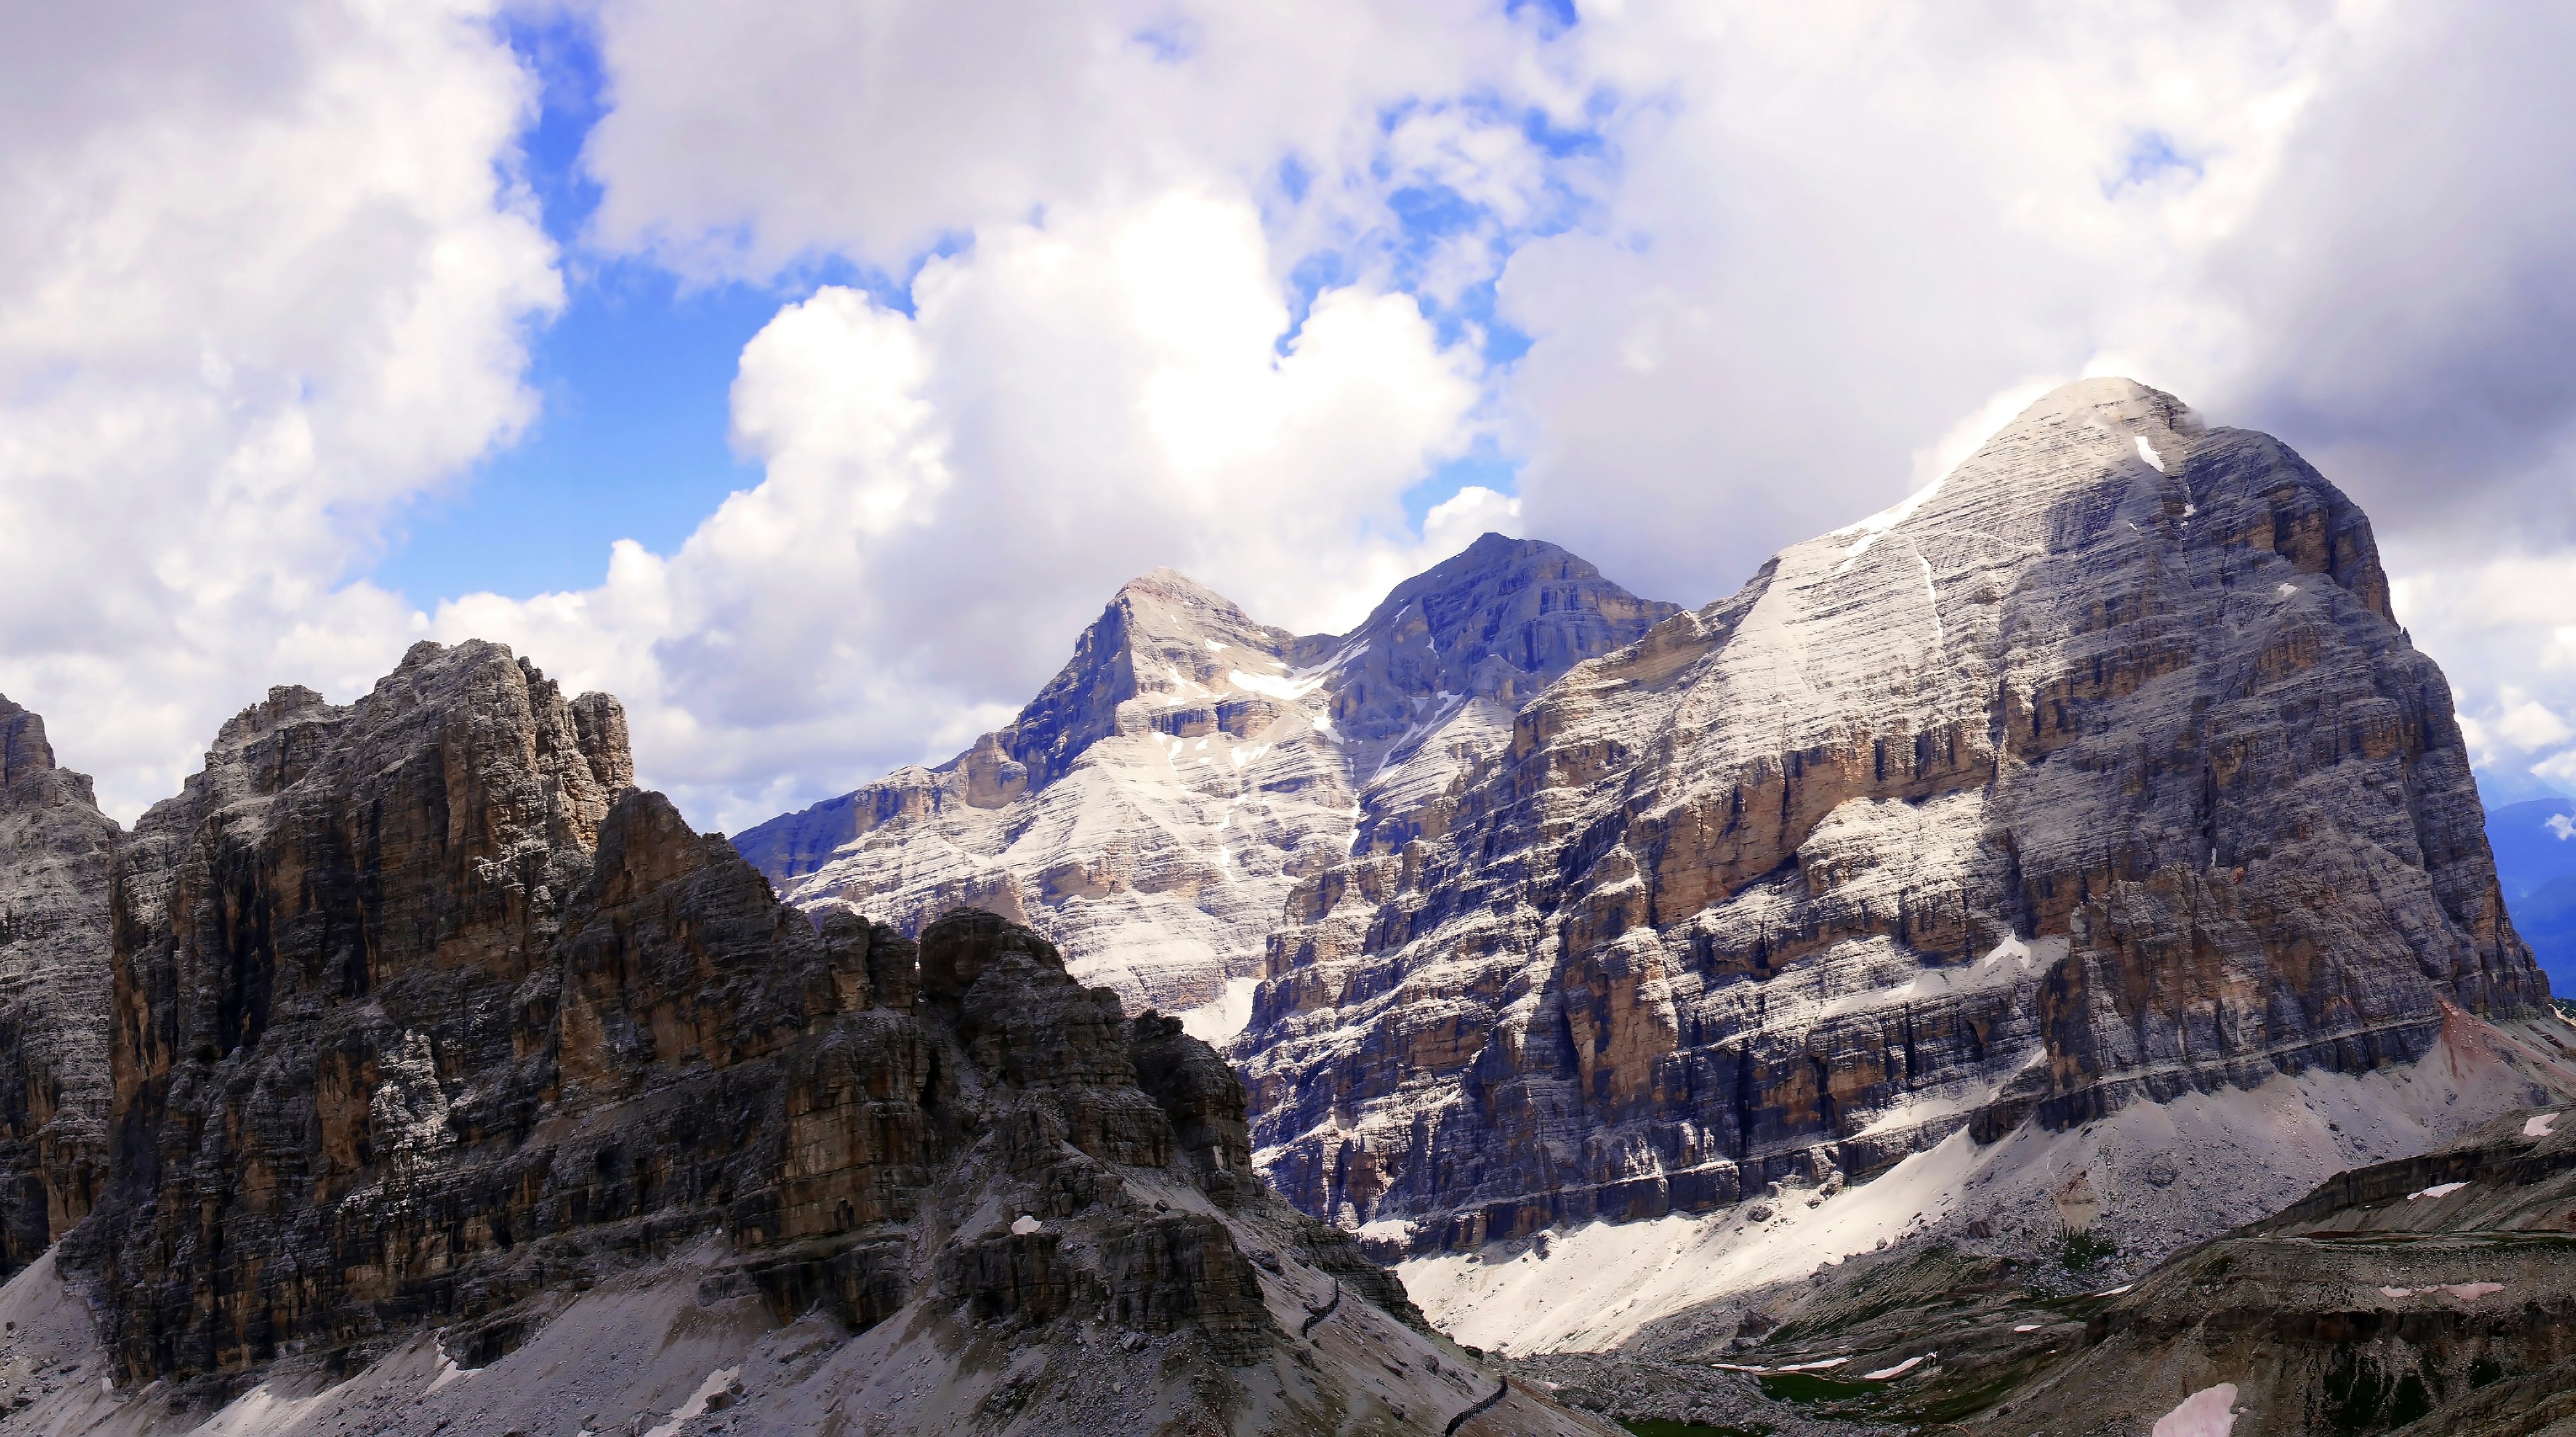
[0,695,114,1278]
[0,647,1613,1432]
[1324,532,1682,748]
[736,538,1678,1017]
[0,698,63,794]
[1239,381,2554,1300]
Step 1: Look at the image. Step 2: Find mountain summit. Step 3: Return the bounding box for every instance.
[734,534,1677,1017]
[1231,378,2569,1344]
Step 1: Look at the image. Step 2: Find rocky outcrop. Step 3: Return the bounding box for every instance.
[736,534,1677,1015]
[1236,379,2555,1250]
[1975,1102,2576,1436]
[0,698,116,1276]
[33,639,1603,1435]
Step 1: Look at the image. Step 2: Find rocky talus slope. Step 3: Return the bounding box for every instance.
[0,641,1607,1436]
[737,534,1675,1017]
[1502,1098,2576,1436]
[1235,378,2558,1260]
[1971,1101,2576,1436]
[0,697,116,1276]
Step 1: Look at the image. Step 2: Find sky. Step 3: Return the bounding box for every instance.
[9,1,2576,842]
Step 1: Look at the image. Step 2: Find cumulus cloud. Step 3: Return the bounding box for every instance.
[434,193,1488,828]
[0,0,557,818]
[577,0,1578,280]
[18,0,2576,829]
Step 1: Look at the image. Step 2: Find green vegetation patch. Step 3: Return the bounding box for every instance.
[1757,1371,1877,1402]
[2056,1227,2118,1271]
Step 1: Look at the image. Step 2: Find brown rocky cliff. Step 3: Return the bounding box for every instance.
[50,641,1518,1434]
[1238,379,2551,1249]
[0,697,116,1276]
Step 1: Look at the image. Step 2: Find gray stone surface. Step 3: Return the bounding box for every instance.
[736,534,1677,1014]
[0,696,115,1277]
[1235,379,2553,1250]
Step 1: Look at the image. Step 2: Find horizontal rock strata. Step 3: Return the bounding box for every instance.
[0,697,116,1277]
[1235,379,2553,1251]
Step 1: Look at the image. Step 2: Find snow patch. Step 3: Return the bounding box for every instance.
[1177,977,1259,1043]
[2406,1182,2468,1201]
[2526,1111,2561,1138]
[2152,1382,2239,1437]
[1229,667,1326,701]
[1832,474,1945,569]
[1862,1354,1929,1380]
[2135,435,2167,472]
[643,1366,742,1437]
[2012,1323,2041,1333]
[1011,1215,1041,1236]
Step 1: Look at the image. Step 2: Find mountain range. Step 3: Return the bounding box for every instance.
[734,538,1677,1022]
[2486,794,2576,992]
[0,377,2567,1435]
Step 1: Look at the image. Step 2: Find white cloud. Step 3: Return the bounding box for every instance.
[2497,692,2575,752]
[433,192,1487,830]
[0,0,558,819]
[19,0,2576,842]
[577,0,1575,281]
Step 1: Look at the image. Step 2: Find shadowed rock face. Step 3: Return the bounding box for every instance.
[0,698,116,1276]
[1236,379,2552,1249]
[55,641,1558,1434]
[735,534,1679,1014]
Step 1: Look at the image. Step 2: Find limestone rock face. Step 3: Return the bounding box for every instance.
[51,641,1585,1435]
[1236,379,2553,1249]
[0,698,116,1275]
[736,534,1677,1015]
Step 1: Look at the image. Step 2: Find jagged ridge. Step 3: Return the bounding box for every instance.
[1237,379,2553,1253]
[736,534,1677,1015]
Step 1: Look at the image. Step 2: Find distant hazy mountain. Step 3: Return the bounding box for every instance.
[2488,794,2576,989]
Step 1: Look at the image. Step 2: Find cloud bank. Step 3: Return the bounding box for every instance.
[11,1,2576,830]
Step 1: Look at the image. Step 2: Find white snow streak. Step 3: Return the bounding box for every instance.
[2135,436,2167,472]
[1178,977,1259,1042]
[1833,474,1945,568]
[2526,1111,2561,1137]
[643,1367,742,1437]
[2406,1182,2468,1201]
[1862,1355,1928,1380]
[2152,1383,2239,1437]
[1917,554,1942,647]
[1229,667,1327,701]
